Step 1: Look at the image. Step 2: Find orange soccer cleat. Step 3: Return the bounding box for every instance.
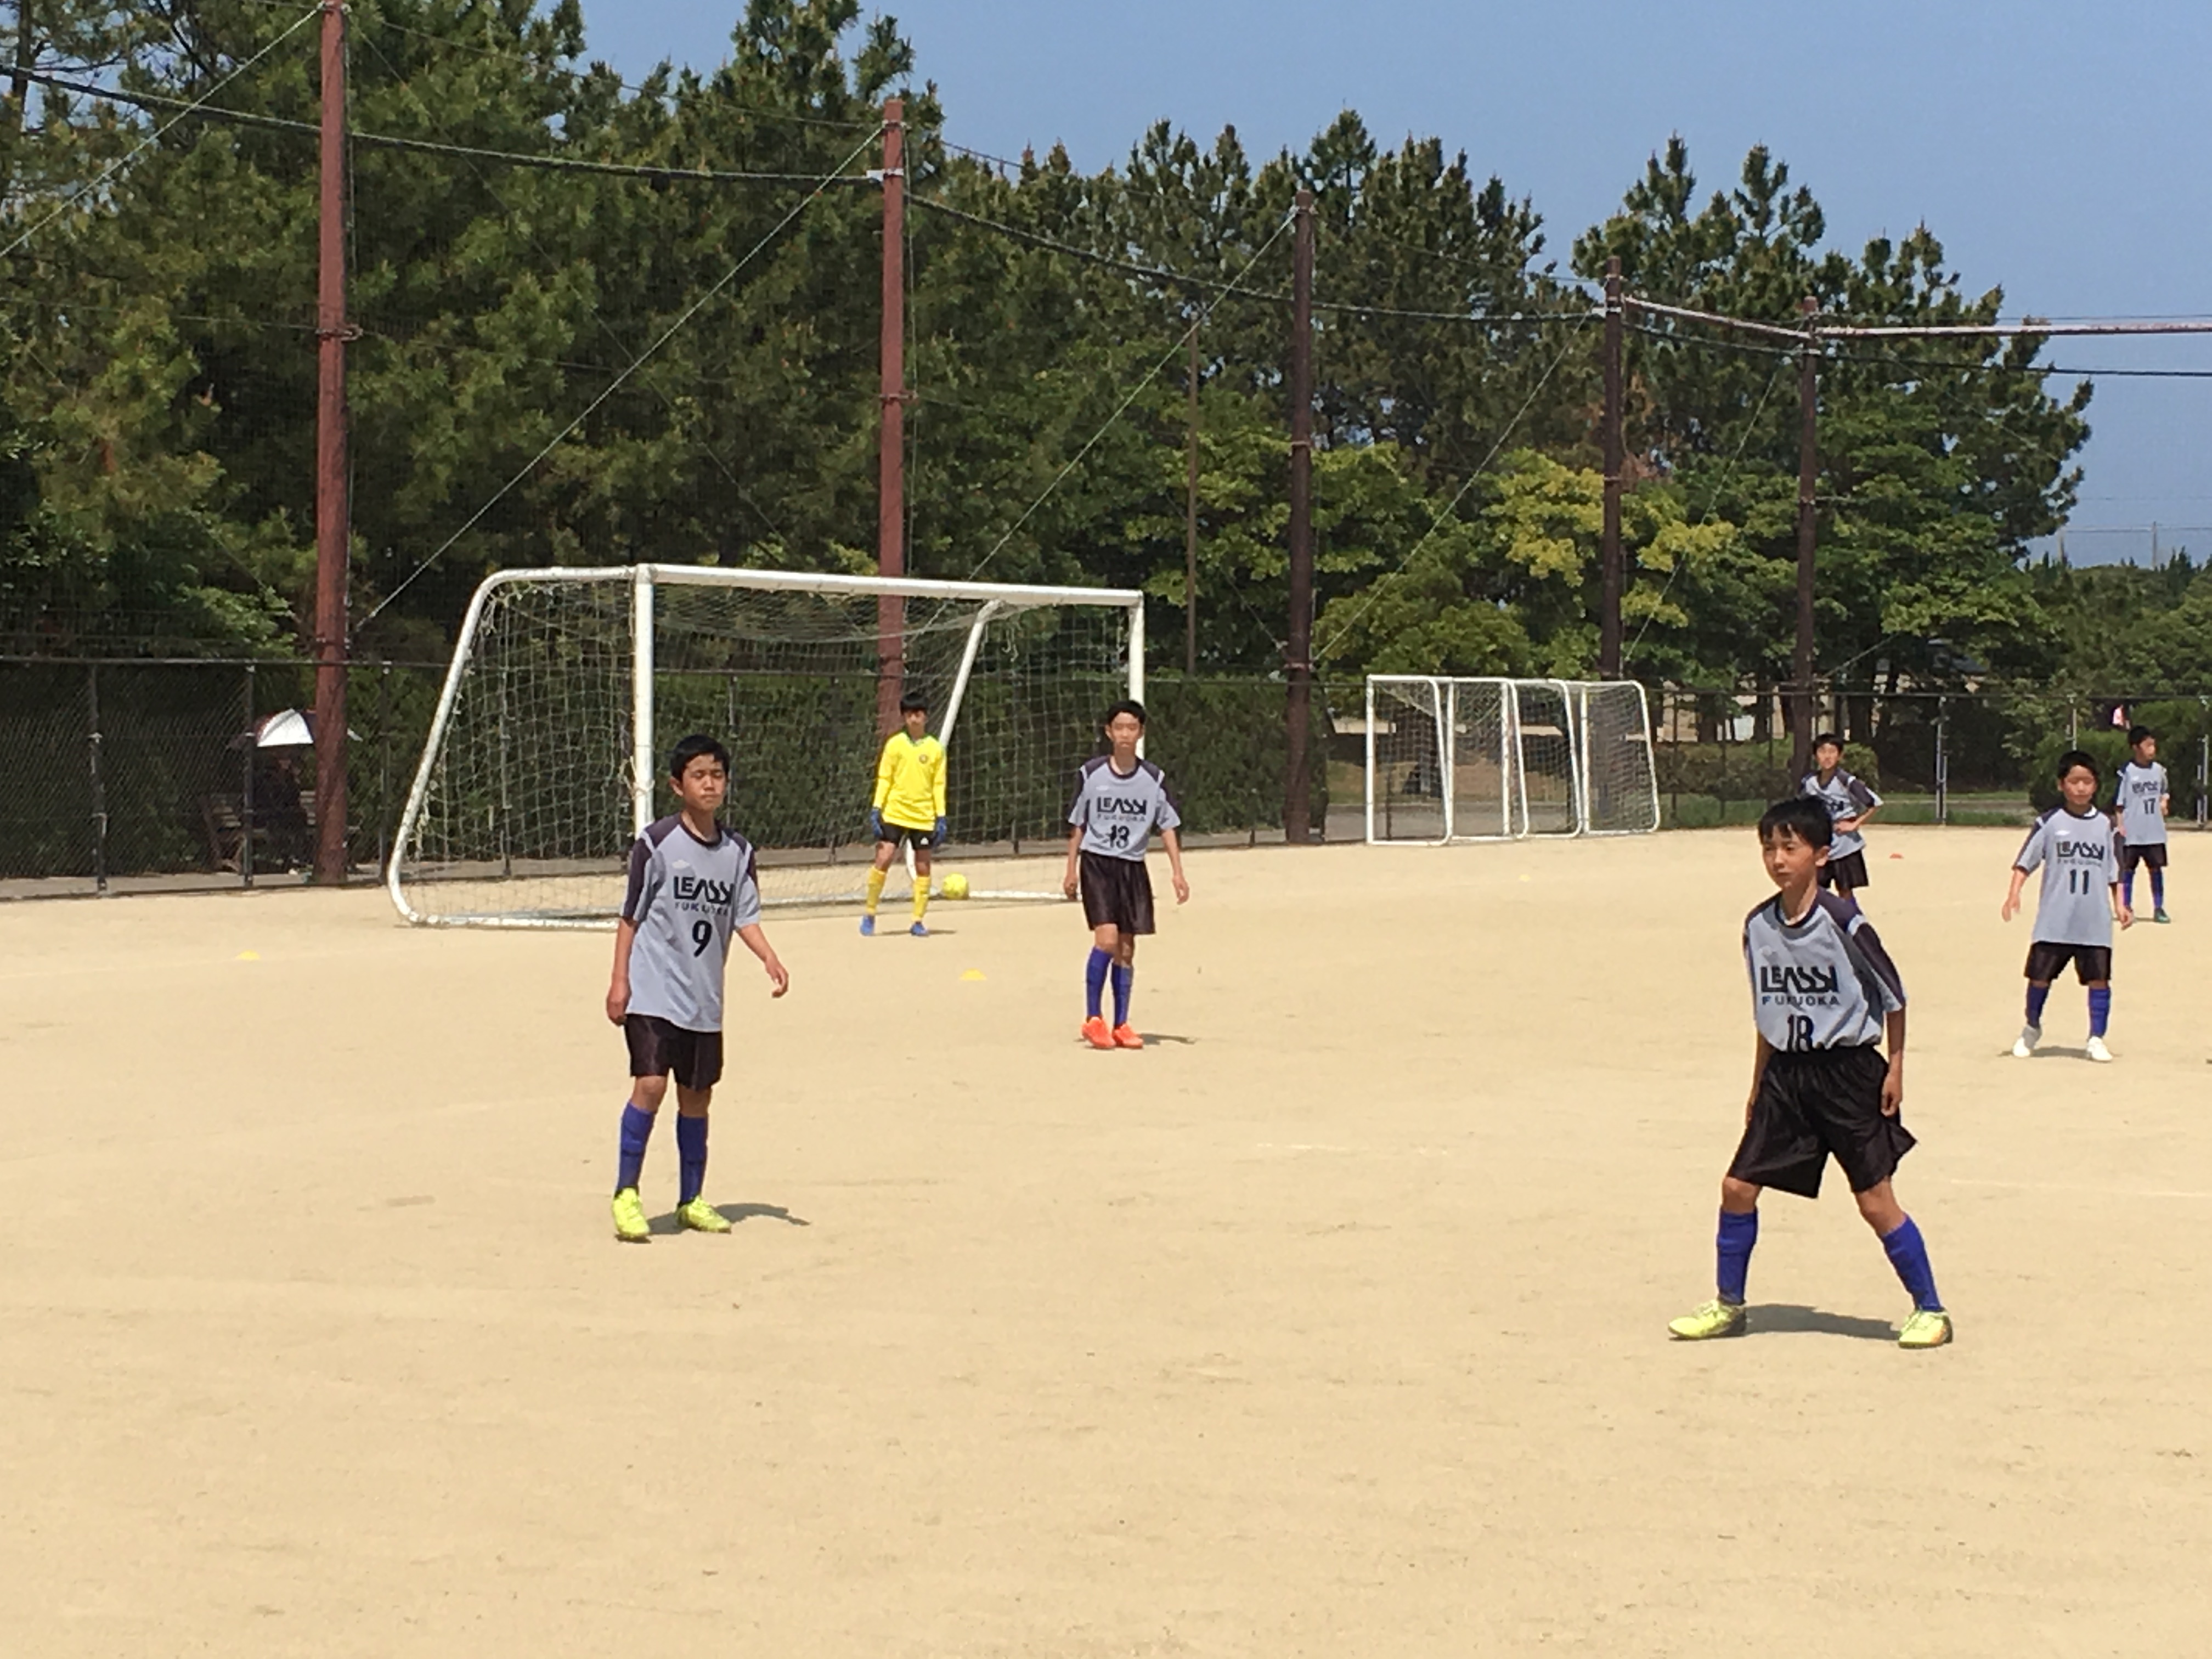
[1111,1023,1144,1049]
[1080,1015,1115,1050]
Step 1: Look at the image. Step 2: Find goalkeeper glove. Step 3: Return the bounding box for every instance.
[934,816,947,844]
[868,807,884,839]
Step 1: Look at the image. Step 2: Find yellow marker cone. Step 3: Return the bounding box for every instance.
[961,969,986,981]
[236,950,261,961]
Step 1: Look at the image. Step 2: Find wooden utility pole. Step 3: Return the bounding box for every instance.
[1599,256,1624,679]
[312,0,351,885]
[1184,318,1200,676]
[875,97,907,737]
[1283,189,1316,842]
[1792,295,1820,772]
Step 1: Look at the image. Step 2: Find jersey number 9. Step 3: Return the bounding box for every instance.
[691,918,714,956]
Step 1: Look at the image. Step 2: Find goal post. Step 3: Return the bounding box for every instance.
[1365,675,1657,843]
[388,565,1143,928]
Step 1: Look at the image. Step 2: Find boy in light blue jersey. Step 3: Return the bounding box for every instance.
[2112,725,2171,923]
[2005,749,2130,1064]
[1800,733,1882,899]
[605,735,791,1242]
[1668,797,1949,1350]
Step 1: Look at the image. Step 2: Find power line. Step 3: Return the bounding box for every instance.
[362,122,885,624]
[962,208,1303,584]
[7,66,877,185]
[0,3,325,261]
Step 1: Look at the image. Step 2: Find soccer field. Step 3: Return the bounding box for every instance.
[3,826,2208,1656]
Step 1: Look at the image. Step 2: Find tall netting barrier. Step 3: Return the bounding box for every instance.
[388,567,1140,927]
[1365,675,1656,843]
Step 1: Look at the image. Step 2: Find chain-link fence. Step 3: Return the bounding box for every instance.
[0,658,447,898]
[0,663,1375,899]
[1654,686,2212,830]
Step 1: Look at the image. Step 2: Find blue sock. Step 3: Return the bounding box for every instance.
[1881,1216,1942,1312]
[616,1103,655,1194]
[1085,947,1110,1019]
[2152,869,2165,910]
[2123,873,2136,911]
[2025,983,2050,1026]
[1111,964,1133,1027]
[676,1114,709,1205]
[2089,986,2112,1038]
[1716,1208,1758,1305]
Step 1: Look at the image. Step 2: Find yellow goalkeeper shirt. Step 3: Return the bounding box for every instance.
[873,731,946,831]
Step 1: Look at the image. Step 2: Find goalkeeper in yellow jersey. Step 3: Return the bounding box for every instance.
[862,690,947,937]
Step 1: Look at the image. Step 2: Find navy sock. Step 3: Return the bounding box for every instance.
[2123,873,2136,912]
[2025,983,2050,1026]
[1881,1216,1942,1312]
[676,1113,709,1205]
[616,1102,655,1194]
[2152,869,2165,910]
[1085,947,1110,1019]
[2089,986,2112,1038]
[1716,1208,1758,1304]
[1111,963,1133,1027]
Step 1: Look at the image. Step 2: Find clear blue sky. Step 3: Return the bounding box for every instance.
[593,1,2212,565]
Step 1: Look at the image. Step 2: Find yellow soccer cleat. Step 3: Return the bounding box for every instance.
[1898,1308,1953,1350]
[1667,1299,1747,1340]
[676,1197,731,1234]
[612,1187,650,1243]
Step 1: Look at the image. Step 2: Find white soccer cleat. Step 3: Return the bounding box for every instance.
[2085,1035,2114,1064]
[2011,1025,2041,1059]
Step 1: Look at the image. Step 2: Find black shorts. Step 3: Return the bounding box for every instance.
[2025,941,2113,985]
[2120,841,2168,874]
[1820,850,1871,890]
[1079,850,1155,935]
[1728,1045,1912,1199]
[623,1014,724,1089]
[876,820,941,851]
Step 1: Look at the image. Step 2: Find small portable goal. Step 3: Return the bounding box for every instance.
[1364,675,1660,843]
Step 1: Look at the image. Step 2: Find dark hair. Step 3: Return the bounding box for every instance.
[1103,698,1148,730]
[1757,796,1833,848]
[2055,748,2100,782]
[2129,724,2157,746]
[899,690,929,715]
[668,733,731,780]
[1812,732,1843,753]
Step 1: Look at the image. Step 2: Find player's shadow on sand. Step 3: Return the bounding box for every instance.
[1751,1304,1898,1342]
[645,1202,811,1236]
[2010,1045,2091,1061]
[1073,1032,1199,1048]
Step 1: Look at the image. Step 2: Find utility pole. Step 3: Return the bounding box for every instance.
[1792,294,1819,772]
[1599,256,1624,679]
[1283,188,1316,843]
[312,0,351,885]
[875,97,907,737]
[1185,316,1200,676]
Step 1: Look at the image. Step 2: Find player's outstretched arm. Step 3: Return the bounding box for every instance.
[2112,883,2134,930]
[736,922,790,997]
[607,918,638,1025]
[1881,1008,1906,1116]
[1062,827,1082,901]
[1161,827,1190,904]
[2001,867,2029,922]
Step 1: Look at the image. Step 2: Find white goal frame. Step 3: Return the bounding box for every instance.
[1363,675,1659,844]
[387,563,1144,927]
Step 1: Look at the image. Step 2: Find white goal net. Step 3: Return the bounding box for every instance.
[1364,675,1658,843]
[388,566,1142,926]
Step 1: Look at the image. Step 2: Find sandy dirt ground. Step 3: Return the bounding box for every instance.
[2,825,2208,1657]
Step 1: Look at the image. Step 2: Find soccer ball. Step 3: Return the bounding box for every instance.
[940,873,970,901]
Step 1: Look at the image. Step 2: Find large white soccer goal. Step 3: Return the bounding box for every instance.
[1364,675,1659,843]
[388,565,1143,927]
